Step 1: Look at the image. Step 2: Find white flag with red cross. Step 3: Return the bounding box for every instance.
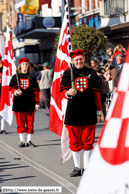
[77,45,129,194]
[0,23,16,125]
[49,0,72,163]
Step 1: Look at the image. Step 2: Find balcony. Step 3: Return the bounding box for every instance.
[100,0,128,16]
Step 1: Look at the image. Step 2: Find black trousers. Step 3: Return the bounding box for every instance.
[42,89,50,109]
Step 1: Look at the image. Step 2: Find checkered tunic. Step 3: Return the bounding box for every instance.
[9,73,40,112]
[60,66,100,126]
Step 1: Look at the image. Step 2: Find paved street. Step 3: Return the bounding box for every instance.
[0,109,103,194]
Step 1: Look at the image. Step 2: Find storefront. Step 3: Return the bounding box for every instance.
[14,16,61,64]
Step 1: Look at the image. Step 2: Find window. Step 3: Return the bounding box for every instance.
[104,0,127,15]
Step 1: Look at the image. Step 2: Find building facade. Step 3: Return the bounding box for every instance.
[0,0,7,34]
[2,0,129,65]
[100,0,129,48]
[6,0,62,65]
[70,0,129,49]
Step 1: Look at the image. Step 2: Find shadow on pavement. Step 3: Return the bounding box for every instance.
[0,161,10,164]
[0,174,13,177]
[35,128,49,132]
[45,139,61,142]
[0,176,36,183]
[0,165,29,171]
[0,164,20,167]
[36,143,61,147]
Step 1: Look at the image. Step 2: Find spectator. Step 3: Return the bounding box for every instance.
[123,48,127,56]
[35,66,43,83]
[103,64,110,80]
[30,63,35,75]
[104,64,112,92]
[97,57,105,74]
[113,44,123,59]
[109,44,124,90]
[34,67,38,75]
[114,53,125,90]
[97,57,103,67]
[33,63,39,70]
[37,62,53,109]
[35,66,44,109]
[107,59,112,66]
[90,59,98,69]
[103,59,107,66]
[94,65,109,121]
[106,48,113,62]
[48,62,54,70]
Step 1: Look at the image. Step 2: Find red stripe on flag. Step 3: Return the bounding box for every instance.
[111,92,125,118]
[52,77,64,110]
[99,118,129,165]
[4,59,13,77]
[54,57,69,73]
[0,85,12,111]
[61,60,69,71]
[4,47,8,55]
[59,25,69,55]
[49,105,63,137]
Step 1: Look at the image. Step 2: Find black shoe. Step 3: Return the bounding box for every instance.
[26,141,36,147]
[70,167,81,177]
[18,142,25,148]
[1,129,7,134]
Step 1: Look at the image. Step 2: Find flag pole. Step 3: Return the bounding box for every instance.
[7,19,20,90]
[65,0,75,89]
[70,62,75,89]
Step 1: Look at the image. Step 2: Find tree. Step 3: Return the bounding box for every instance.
[54,25,107,64]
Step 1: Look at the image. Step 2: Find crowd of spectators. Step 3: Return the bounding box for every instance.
[89,44,126,121]
[29,62,54,109]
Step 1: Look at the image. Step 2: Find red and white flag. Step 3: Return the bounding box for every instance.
[0,23,16,125]
[49,1,72,163]
[0,32,5,65]
[77,45,129,194]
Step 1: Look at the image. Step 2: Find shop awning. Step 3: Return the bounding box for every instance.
[16,28,59,39]
[101,22,129,40]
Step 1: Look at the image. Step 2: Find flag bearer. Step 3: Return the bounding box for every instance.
[9,58,40,147]
[60,49,101,176]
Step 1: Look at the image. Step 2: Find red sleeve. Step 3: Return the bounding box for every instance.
[34,90,39,105]
[10,88,17,95]
[61,89,68,99]
[93,90,101,111]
